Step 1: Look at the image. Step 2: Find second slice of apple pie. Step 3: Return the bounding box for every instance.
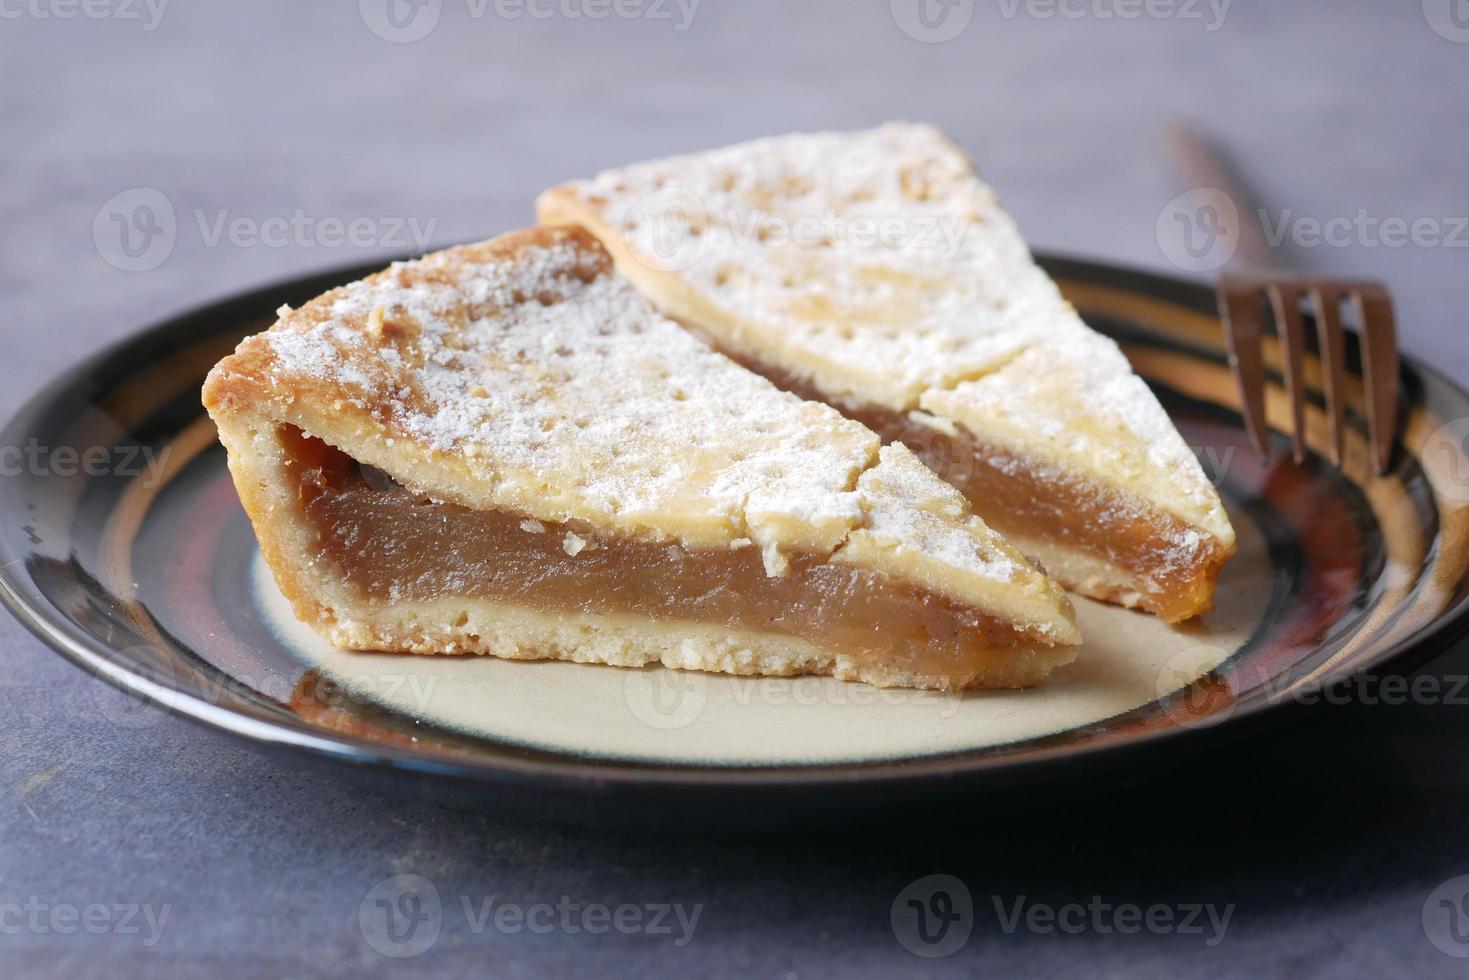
[539,124,1237,621]
[203,227,1080,690]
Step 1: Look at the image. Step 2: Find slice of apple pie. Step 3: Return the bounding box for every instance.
[538,124,1237,621]
[203,226,1080,690]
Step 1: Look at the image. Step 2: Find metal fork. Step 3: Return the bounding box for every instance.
[1217,278,1399,475]
[1166,124,1401,475]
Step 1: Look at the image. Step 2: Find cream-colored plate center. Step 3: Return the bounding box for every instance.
[254,503,1268,767]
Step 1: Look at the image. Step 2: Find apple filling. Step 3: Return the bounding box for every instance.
[276,426,1050,680]
[894,422,1232,622]
[705,353,1229,622]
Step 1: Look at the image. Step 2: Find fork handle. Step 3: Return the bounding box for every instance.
[1164,123,1283,274]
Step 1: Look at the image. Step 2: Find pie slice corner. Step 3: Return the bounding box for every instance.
[537,123,1237,622]
[203,225,1080,691]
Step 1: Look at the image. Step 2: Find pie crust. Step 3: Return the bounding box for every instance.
[538,123,1237,621]
[203,226,1080,690]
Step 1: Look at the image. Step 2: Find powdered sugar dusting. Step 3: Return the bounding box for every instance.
[558,122,1085,410]
[924,331,1233,544]
[854,445,1021,583]
[552,123,1230,543]
[260,229,885,557]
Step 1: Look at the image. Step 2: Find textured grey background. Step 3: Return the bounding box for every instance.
[4,0,1469,976]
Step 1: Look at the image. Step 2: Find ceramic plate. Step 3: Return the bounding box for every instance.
[5,254,1469,828]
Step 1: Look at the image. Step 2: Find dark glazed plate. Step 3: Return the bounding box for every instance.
[4,253,1469,829]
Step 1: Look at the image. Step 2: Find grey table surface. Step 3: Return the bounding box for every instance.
[4,1,1469,976]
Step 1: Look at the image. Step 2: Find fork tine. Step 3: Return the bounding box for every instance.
[1265,283,1309,464]
[1218,279,1271,463]
[1352,284,1400,475]
[1308,286,1349,466]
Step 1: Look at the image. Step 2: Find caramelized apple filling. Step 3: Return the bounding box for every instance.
[276,427,1046,678]
[902,429,1230,620]
[704,350,1228,621]
[866,409,1228,621]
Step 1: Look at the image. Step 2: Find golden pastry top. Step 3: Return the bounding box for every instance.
[203,227,1076,631]
[540,123,1234,548]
